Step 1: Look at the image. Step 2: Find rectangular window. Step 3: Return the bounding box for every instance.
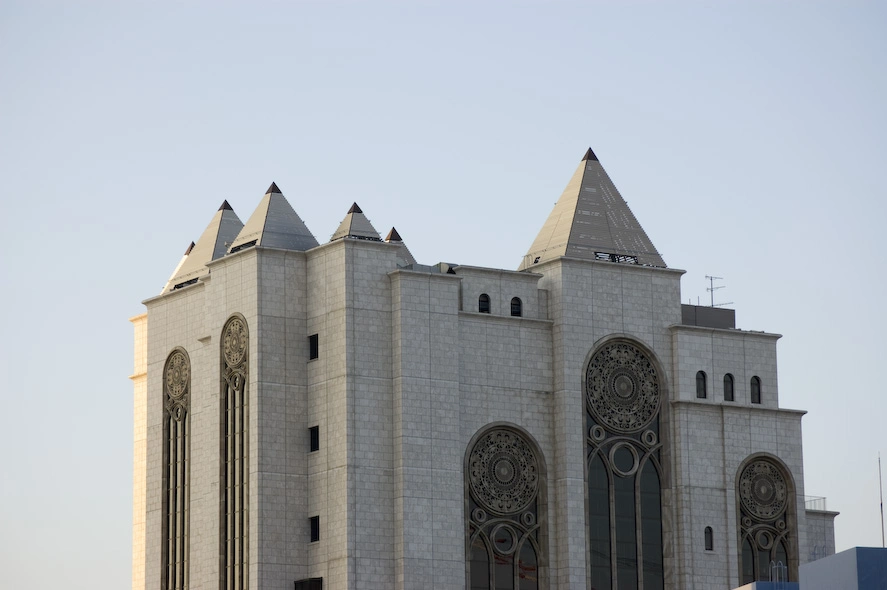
[309,334,319,360]
[309,515,320,542]
[309,425,319,452]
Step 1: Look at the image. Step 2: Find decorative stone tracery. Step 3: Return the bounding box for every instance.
[737,456,796,584]
[585,340,661,433]
[162,347,190,590]
[467,426,545,589]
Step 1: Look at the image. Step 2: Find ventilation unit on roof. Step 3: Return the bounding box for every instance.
[595,252,639,265]
[230,239,258,254]
[172,278,199,290]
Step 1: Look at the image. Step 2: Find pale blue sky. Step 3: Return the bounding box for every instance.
[1,2,885,588]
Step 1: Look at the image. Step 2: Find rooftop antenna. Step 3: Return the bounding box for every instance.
[706,275,734,308]
[880,453,885,548]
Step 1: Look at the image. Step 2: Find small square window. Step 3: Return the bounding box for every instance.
[309,334,319,360]
[309,425,319,452]
[309,515,320,542]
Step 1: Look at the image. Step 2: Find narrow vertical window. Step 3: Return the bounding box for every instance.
[696,371,707,399]
[750,376,762,404]
[309,425,319,452]
[478,294,491,314]
[309,516,320,542]
[163,348,190,590]
[704,527,713,551]
[466,426,546,589]
[723,373,735,402]
[221,315,249,590]
[308,334,319,360]
[510,297,522,317]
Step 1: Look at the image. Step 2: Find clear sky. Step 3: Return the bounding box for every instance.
[1,1,885,588]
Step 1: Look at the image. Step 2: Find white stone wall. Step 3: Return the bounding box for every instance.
[130,314,148,590]
[804,510,837,564]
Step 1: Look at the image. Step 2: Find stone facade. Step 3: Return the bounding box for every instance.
[131,154,835,589]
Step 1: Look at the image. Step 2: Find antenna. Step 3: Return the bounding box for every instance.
[880,453,885,548]
[705,275,734,308]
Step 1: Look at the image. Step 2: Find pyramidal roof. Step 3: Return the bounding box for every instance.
[385,226,417,267]
[518,148,666,270]
[330,202,382,242]
[159,241,196,294]
[164,202,243,292]
[228,183,319,253]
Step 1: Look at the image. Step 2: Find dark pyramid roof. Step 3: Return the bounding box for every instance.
[331,202,381,241]
[519,148,666,270]
[384,227,416,267]
[228,183,319,253]
[164,204,243,292]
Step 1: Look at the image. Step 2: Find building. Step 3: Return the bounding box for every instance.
[130,148,836,589]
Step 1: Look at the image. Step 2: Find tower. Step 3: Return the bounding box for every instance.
[131,151,836,589]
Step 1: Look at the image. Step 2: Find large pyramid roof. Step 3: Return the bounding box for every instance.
[228,183,319,253]
[330,203,381,242]
[518,148,665,270]
[164,202,243,292]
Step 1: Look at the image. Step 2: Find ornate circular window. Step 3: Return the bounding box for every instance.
[468,428,539,516]
[585,341,661,433]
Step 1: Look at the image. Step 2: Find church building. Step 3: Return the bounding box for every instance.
[130,148,837,589]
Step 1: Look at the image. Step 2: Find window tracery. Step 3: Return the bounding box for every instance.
[467,426,545,589]
[585,340,664,589]
[163,348,190,590]
[737,456,796,583]
[221,315,249,590]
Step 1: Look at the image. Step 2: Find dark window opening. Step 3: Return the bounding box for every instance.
[309,425,319,452]
[696,371,707,399]
[705,526,713,551]
[724,373,735,402]
[309,516,320,542]
[294,578,323,590]
[309,334,319,360]
[511,297,522,317]
[750,376,762,404]
[478,294,490,314]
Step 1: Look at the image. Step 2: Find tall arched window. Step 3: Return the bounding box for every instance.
[511,297,522,317]
[737,455,797,583]
[221,315,249,590]
[723,373,735,402]
[696,371,707,399]
[479,294,491,314]
[466,426,546,589]
[750,376,762,404]
[704,527,713,551]
[163,348,191,590]
[585,340,664,589]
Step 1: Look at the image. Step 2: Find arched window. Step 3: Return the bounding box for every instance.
[478,294,491,314]
[737,455,797,583]
[750,376,762,404]
[704,526,713,551]
[163,348,191,590]
[585,340,664,589]
[696,370,707,399]
[466,426,546,589]
[511,297,522,317]
[724,373,735,402]
[221,315,249,590]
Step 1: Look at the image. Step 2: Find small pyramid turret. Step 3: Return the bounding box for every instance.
[228,183,319,253]
[160,241,196,294]
[330,202,381,242]
[518,148,665,270]
[164,202,243,292]
[384,226,417,267]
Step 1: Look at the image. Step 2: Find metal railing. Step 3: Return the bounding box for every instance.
[804,495,828,511]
